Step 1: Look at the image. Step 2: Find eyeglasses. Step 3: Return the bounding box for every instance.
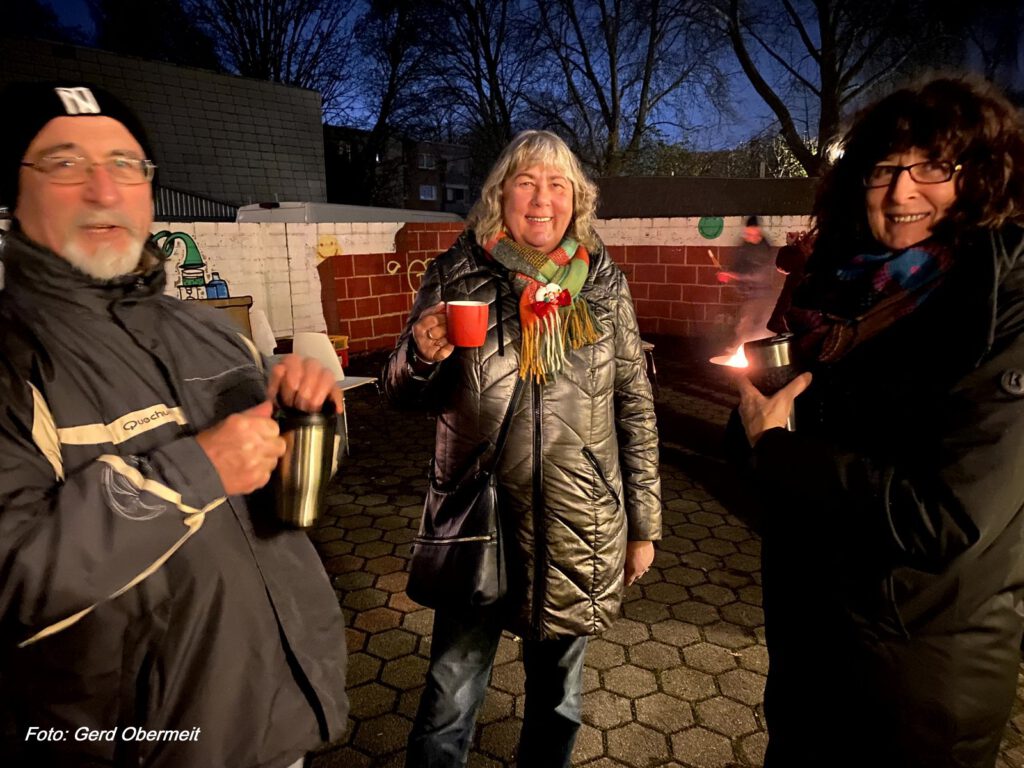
[862,160,961,189]
[20,155,156,185]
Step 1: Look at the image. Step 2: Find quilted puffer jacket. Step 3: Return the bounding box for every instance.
[384,231,662,640]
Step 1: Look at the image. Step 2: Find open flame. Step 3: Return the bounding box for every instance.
[709,344,748,369]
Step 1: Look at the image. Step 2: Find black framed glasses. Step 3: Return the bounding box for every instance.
[20,155,156,185]
[862,160,961,189]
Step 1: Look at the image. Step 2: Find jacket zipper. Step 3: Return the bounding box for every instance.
[414,534,493,544]
[531,379,546,635]
[581,447,621,509]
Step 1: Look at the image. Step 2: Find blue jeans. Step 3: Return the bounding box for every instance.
[405,606,587,768]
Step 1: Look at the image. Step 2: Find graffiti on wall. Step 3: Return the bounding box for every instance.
[152,230,231,301]
[316,235,344,263]
[386,257,434,298]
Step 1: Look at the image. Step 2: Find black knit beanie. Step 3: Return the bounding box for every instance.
[0,82,156,210]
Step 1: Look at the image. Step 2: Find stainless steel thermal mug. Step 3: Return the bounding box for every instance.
[743,334,800,431]
[272,402,337,528]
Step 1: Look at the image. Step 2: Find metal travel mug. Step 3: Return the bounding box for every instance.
[272,401,338,528]
[743,334,800,431]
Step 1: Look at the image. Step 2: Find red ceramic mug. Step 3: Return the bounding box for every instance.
[446,301,488,347]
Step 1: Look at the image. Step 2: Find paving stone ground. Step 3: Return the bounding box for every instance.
[307,340,1024,768]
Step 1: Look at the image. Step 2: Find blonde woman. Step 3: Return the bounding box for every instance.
[384,130,661,767]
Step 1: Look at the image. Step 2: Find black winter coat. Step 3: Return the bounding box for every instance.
[744,226,1024,767]
[0,231,348,768]
[384,231,662,640]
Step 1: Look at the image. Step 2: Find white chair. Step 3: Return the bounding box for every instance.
[291,332,379,455]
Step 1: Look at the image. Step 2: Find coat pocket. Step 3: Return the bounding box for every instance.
[582,447,621,509]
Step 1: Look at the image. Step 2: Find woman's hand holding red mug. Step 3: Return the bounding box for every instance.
[413,302,454,364]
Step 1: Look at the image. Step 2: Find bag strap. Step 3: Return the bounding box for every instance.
[484,377,525,472]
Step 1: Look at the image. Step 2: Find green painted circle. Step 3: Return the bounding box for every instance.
[698,216,724,239]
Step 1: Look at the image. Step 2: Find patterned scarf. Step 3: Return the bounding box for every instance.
[786,240,954,363]
[483,231,601,383]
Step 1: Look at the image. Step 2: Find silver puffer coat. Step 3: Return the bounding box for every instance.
[384,231,662,640]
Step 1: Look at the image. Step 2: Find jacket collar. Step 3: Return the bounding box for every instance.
[1,227,167,311]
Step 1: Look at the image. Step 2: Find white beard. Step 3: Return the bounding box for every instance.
[61,238,145,281]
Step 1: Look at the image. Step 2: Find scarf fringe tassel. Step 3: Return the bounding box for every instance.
[520,298,600,383]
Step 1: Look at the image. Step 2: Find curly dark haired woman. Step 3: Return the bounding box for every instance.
[735,76,1024,767]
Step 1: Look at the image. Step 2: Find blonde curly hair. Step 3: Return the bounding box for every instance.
[467,130,600,251]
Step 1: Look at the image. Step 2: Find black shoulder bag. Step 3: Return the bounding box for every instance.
[407,377,525,609]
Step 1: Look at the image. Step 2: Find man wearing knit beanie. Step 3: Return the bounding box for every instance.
[0,82,348,768]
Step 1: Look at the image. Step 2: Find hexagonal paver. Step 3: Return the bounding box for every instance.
[346,652,381,687]
[345,527,383,544]
[583,689,634,729]
[572,723,604,763]
[628,640,681,671]
[713,524,752,542]
[690,583,736,607]
[738,584,763,605]
[697,538,737,557]
[670,601,720,625]
[601,618,649,645]
[704,621,757,650]
[658,535,698,554]
[354,607,402,632]
[580,665,601,694]
[622,599,670,623]
[494,635,521,665]
[585,638,626,670]
[375,515,409,531]
[650,619,701,648]
[343,588,389,611]
[725,552,761,572]
[662,667,716,702]
[671,726,735,768]
[376,571,409,593]
[380,655,428,692]
[718,668,766,706]
[738,643,769,674]
[607,722,669,767]
[642,582,689,605]
[476,689,515,724]
[347,682,398,719]
[384,528,416,544]
[696,696,758,737]
[355,541,394,558]
[707,568,750,589]
[401,608,434,636]
[366,628,418,660]
[604,665,657,697]
[683,643,738,674]
[721,601,765,628]
[681,552,722,571]
[333,571,374,591]
[636,692,694,733]
[490,661,526,695]
[352,713,412,756]
[740,730,769,765]
[478,719,519,762]
[663,565,707,587]
[366,555,405,574]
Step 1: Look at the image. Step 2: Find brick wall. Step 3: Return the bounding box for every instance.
[318,216,811,355]
[0,38,327,206]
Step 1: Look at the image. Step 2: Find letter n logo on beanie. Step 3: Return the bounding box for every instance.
[54,87,101,116]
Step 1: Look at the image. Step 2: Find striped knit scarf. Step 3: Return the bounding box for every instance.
[786,240,954,363]
[483,231,601,383]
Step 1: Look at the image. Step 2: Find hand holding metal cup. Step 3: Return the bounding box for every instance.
[271,399,338,528]
[742,334,801,430]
